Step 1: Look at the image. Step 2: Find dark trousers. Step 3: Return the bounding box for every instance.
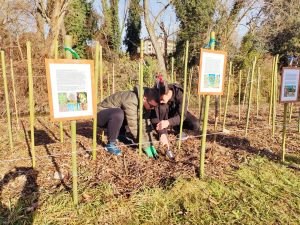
[97,108,124,142]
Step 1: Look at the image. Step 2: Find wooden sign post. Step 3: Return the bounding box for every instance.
[198,32,227,178]
[280,67,300,162]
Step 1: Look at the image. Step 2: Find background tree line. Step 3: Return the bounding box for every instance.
[0,0,299,84]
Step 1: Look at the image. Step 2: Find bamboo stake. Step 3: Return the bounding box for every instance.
[53,40,64,143]
[281,103,288,162]
[298,107,300,133]
[92,42,100,160]
[1,51,13,151]
[245,57,257,135]
[171,57,174,83]
[10,58,20,129]
[107,65,110,96]
[26,42,36,167]
[243,68,250,107]
[64,35,78,205]
[99,46,103,101]
[272,55,279,137]
[178,41,189,150]
[99,46,105,142]
[112,63,115,94]
[238,70,242,121]
[219,94,222,119]
[289,103,293,123]
[138,40,144,156]
[187,67,193,108]
[222,62,232,131]
[256,67,261,117]
[198,94,201,117]
[269,57,275,124]
[200,32,215,178]
[174,71,177,83]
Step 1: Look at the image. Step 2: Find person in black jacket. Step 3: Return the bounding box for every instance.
[151,75,200,150]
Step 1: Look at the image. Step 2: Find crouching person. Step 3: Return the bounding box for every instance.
[151,75,200,151]
[97,87,160,157]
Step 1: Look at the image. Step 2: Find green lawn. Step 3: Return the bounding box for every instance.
[3,157,297,225]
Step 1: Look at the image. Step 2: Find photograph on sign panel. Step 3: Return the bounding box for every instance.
[204,73,221,88]
[58,92,88,112]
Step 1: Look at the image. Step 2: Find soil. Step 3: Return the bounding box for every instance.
[0,104,300,201]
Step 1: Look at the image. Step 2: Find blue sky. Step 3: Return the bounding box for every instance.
[93,0,178,40]
[93,0,249,48]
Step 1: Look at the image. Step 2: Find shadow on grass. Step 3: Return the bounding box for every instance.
[207,133,279,161]
[76,121,106,145]
[0,167,39,225]
[43,145,71,192]
[285,154,300,170]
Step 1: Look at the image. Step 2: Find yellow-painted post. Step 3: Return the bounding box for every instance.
[107,66,110,97]
[245,57,257,135]
[178,41,189,150]
[219,94,222,119]
[269,57,275,125]
[256,67,261,117]
[187,67,193,108]
[200,32,215,178]
[92,42,100,160]
[1,51,13,151]
[238,70,242,121]
[64,35,78,205]
[171,57,174,83]
[138,40,144,156]
[10,58,20,129]
[112,63,115,94]
[198,94,202,117]
[26,42,36,167]
[99,46,103,101]
[298,107,300,133]
[53,40,64,143]
[289,103,293,123]
[281,103,288,162]
[174,71,177,83]
[272,55,279,137]
[243,68,250,107]
[99,46,105,141]
[222,62,232,131]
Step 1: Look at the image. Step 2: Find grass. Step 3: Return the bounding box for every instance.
[7,157,294,224]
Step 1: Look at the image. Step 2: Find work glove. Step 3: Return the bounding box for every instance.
[144,146,158,159]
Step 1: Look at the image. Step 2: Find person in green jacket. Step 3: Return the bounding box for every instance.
[97,86,160,157]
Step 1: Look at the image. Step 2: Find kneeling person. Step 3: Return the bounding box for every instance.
[97,87,160,157]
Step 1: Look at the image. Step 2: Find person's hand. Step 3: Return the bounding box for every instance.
[156,120,170,131]
[159,134,169,148]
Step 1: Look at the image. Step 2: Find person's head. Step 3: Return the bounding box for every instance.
[154,73,172,104]
[143,87,160,110]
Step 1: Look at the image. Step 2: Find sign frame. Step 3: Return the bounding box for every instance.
[198,48,227,95]
[45,58,96,122]
[280,67,300,103]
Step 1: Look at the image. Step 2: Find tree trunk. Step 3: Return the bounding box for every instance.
[143,0,167,77]
[45,0,70,57]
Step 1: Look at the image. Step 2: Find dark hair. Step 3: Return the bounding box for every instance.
[144,87,160,104]
[154,73,169,95]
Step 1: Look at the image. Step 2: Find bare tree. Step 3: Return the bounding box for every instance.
[36,0,70,57]
[143,0,167,76]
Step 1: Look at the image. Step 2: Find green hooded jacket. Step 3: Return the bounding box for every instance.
[97,86,152,149]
